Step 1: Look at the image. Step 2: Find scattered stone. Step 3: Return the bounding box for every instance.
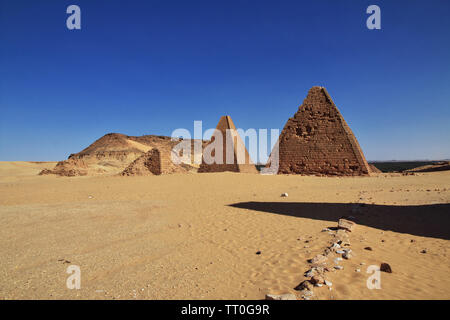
[304,269,316,277]
[342,251,352,260]
[301,290,314,300]
[324,280,332,287]
[336,234,349,243]
[256,251,261,255]
[340,240,351,247]
[420,249,427,254]
[322,228,332,232]
[336,250,345,254]
[318,267,328,275]
[338,219,356,232]
[410,239,415,243]
[380,263,392,273]
[281,193,288,197]
[355,268,361,272]
[335,232,350,244]
[360,262,365,265]
[364,247,372,251]
[334,266,343,270]
[310,275,325,285]
[308,254,328,265]
[331,243,341,250]
[58,259,71,264]
[294,280,313,291]
[265,293,297,300]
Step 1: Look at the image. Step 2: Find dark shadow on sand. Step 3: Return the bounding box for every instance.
[228,202,450,240]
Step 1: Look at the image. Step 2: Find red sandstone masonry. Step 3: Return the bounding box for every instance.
[268,87,372,176]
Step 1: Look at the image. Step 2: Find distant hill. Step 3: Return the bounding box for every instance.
[369,161,448,173]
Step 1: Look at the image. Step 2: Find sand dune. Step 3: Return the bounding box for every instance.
[0,161,57,179]
[0,161,449,299]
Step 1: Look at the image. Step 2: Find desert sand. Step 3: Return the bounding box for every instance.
[0,161,449,300]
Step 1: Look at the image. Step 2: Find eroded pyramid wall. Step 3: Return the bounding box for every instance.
[273,87,371,176]
[121,148,192,175]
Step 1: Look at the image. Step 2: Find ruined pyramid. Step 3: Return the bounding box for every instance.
[267,86,371,176]
[39,133,205,176]
[121,147,194,176]
[198,116,258,173]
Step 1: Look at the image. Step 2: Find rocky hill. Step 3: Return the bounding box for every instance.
[39,133,206,176]
[405,161,450,173]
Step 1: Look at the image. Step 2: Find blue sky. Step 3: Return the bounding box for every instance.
[1,0,449,162]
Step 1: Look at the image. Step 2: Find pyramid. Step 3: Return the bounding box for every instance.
[198,116,258,173]
[267,87,371,176]
[121,148,192,176]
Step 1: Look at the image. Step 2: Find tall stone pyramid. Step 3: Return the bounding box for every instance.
[198,116,258,173]
[268,87,371,176]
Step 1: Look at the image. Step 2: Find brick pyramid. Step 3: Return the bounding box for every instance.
[199,116,258,173]
[268,87,371,176]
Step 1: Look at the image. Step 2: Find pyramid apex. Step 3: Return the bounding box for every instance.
[218,115,232,121]
[308,86,327,92]
[303,86,334,105]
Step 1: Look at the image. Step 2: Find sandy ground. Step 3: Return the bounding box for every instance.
[0,161,449,300]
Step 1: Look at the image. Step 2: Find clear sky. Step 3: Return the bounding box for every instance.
[1,0,449,162]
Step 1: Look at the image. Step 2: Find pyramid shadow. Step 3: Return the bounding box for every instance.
[228,202,450,240]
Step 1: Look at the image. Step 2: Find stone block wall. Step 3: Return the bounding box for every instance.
[273,87,371,176]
